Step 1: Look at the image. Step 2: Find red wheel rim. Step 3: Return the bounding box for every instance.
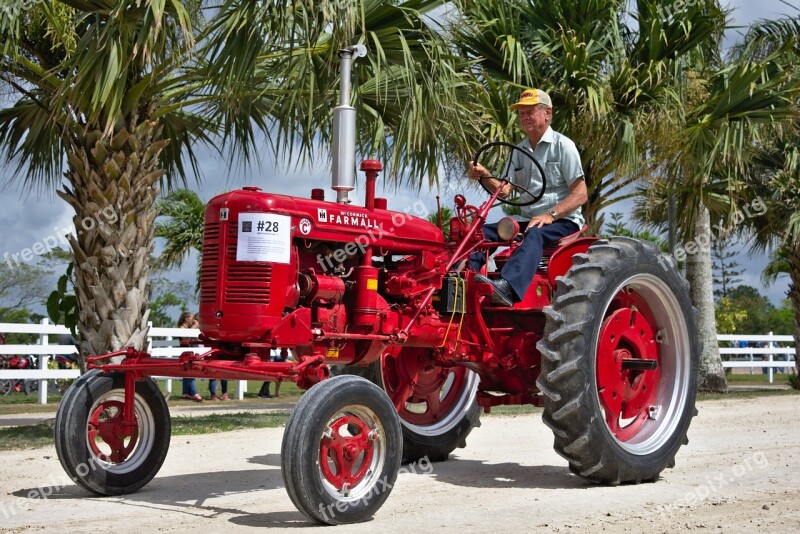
[381,349,470,426]
[597,288,661,442]
[87,400,139,463]
[319,414,375,492]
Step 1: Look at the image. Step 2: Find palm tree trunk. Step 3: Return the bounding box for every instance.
[57,113,166,368]
[685,203,727,392]
[788,245,800,383]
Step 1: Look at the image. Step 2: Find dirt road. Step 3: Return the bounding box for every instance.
[1,394,799,533]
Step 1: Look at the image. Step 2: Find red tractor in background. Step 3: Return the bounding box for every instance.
[54,46,699,525]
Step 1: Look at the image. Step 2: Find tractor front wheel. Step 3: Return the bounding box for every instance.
[537,237,699,484]
[281,375,402,525]
[55,370,171,495]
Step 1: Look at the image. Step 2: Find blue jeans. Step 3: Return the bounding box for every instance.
[469,217,579,299]
[209,379,228,396]
[182,378,198,396]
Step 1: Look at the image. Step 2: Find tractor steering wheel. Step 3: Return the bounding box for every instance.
[472,141,547,207]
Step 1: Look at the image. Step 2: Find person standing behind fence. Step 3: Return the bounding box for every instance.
[258,349,288,398]
[178,311,203,402]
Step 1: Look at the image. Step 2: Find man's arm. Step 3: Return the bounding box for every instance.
[525,178,588,231]
[468,163,513,197]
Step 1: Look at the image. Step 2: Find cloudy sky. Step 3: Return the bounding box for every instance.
[1,0,796,315]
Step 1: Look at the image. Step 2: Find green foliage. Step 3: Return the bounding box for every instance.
[715,285,793,336]
[767,300,795,336]
[154,189,205,272]
[426,205,454,240]
[712,238,743,300]
[714,297,748,335]
[46,262,77,337]
[600,213,668,252]
[451,0,729,231]
[148,278,197,327]
[0,307,42,344]
[0,261,52,310]
[788,373,800,390]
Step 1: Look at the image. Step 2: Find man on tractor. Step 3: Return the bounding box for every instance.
[468,88,589,306]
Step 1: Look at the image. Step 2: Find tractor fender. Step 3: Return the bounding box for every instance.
[547,237,598,285]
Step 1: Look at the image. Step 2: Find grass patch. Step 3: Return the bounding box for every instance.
[172,411,289,435]
[698,388,800,402]
[0,420,54,450]
[0,411,292,451]
[726,372,795,384]
[0,378,306,416]
[155,379,303,401]
[0,401,64,415]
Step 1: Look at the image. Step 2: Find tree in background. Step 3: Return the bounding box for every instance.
[450,0,727,233]
[0,1,464,365]
[712,238,743,301]
[601,212,668,251]
[633,13,799,392]
[148,278,197,328]
[0,262,52,311]
[154,189,205,286]
[732,18,800,384]
[426,205,454,241]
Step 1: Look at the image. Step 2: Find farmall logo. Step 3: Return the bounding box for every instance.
[328,210,380,229]
[317,207,379,229]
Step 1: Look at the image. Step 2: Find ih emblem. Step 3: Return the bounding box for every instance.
[317,208,328,222]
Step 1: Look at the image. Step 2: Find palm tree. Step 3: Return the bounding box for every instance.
[636,18,799,391]
[154,189,205,274]
[747,134,800,381]
[0,1,464,364]
[449,0,727,234]
[736,17,800,383]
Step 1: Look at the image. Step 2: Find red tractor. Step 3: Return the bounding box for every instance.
[54,47,698,525]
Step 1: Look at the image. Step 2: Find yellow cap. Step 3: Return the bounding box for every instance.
[509,88,552,110]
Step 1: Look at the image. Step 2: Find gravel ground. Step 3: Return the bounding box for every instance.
[0,394,798,533]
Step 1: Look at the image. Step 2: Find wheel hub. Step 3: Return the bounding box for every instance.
[87,400,139,463]
[597,306,660,441]
[319,415,375,492]
[382,350,469,426]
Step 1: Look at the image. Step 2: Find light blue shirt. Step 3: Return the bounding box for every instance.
[502,127,585,227]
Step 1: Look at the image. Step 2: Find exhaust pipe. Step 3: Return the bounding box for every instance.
[332,44,367,204]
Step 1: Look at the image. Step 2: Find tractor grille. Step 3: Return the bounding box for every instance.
[200,223,220,304]
[199,221,272,305]
[225,221,272,304]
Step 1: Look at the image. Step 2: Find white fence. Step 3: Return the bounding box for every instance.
[1,321,797,404]
[719,333,796,384]
[0,319,248,404]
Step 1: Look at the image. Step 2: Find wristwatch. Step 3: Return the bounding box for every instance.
[547,208,558,220]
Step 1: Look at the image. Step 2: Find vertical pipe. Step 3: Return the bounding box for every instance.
[332,45,367,204]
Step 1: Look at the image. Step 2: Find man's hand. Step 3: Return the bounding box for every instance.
[468,162,491,181]
[526,213,556,231]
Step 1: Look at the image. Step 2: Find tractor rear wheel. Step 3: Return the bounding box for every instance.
[281,375,402,525]
[340,348,480,463]
[537,237,699,484]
